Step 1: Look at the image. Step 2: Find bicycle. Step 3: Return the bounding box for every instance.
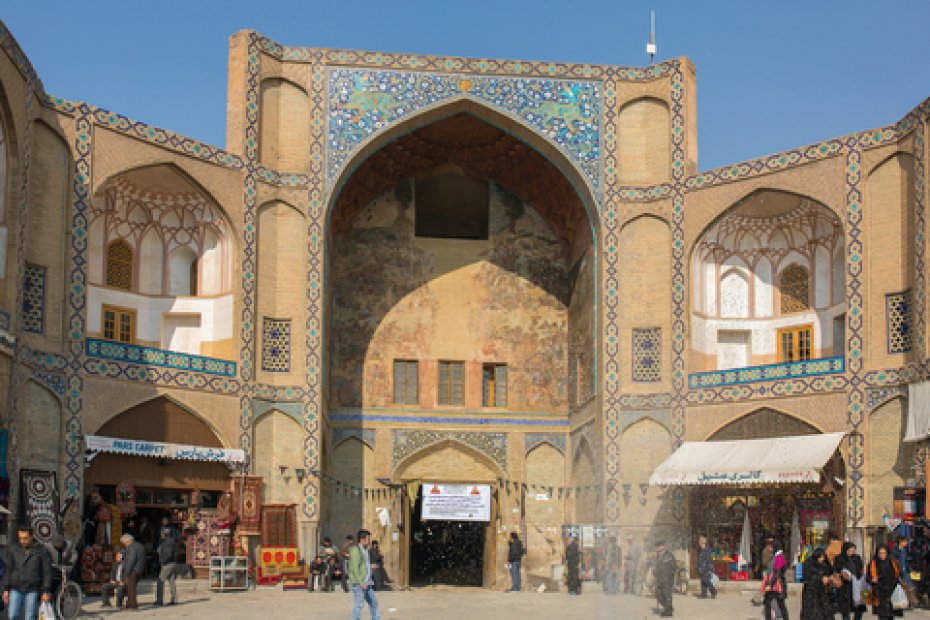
[53,563,82,620]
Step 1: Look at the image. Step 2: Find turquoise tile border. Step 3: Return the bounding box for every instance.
[85,338,236,378]
[688,356,845,389]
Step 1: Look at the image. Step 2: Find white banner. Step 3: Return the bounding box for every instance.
[85,435,245,463]
[421,483,491,522]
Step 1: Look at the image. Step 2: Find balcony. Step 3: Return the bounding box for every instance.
[688,356,845,390]
[86,338,237,378]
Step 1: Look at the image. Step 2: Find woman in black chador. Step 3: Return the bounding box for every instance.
[868,544,904,620]
[565,536,582,595]
[801,548,833,620]
[834,542,866,620]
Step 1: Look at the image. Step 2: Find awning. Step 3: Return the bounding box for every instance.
[85,435,245,464]
[905,381,930,442]
[649,432,845,486]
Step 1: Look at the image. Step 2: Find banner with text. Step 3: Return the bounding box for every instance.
[421,483,491,522]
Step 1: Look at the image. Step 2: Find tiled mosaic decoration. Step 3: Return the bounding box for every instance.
[392,430,507,472]
[261,318,291,372]
[21,263,45,334]
[86,338,237,377]
[688,356,845,389]
[524,433,566,454]
[328,69,602,194]
[333,428,376,448]
[887,291,913,353]
[632,328,661,382]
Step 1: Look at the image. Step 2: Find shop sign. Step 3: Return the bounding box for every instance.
[85,435,245,463]
[421,483,491,522]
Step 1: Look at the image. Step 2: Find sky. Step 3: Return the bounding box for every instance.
[3,1,929,171]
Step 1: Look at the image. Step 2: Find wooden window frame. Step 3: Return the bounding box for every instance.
[438,360,465,406]
[102,304,137,344]
[482,363,508,408]
[777,324,813,363]
[392,359,419,406]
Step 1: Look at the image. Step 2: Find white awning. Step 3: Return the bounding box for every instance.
[905,381,930,442]
[649,432,845,486]
[85,435,244,464]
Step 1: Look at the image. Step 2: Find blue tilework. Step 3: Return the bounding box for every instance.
[85,338,236,378]
[688,357,845,389]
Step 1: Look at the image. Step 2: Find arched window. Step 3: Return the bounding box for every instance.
[106,239,133,290]
[779,264,810,314]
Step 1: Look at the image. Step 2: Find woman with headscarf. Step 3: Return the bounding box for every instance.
[801,548,833,620]
[868,544,904,619]
[835,542,866,620]
[763,543,789,620]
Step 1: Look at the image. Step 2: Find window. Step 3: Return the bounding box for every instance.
[22,263,46,334]
[632,328,661,382]
[415,170,489,240]
[438,361,464,406]
[777,325,812,362]
[779,264,810,314]
[482,363,507,407]
[261,318,291,372]
[106,239,133,290]
[102,305,136,344]
[393,360,419,405]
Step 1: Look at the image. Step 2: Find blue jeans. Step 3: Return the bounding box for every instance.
[510,560,522,591]
[352,584,380,620]
[8,590,40,620]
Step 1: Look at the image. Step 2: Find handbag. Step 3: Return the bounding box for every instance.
[891,583,909,610]
[38,601,56,620]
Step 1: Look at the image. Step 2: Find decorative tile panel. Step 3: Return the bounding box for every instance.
[392,430,507,472]
[333,428,376,448]
[886,291,913,353]
[688,356,845,389]
[86,338,236,377]
[632,327,661,382]
[82,357,239,394]
[524,433,566,454]
[328,69,601,195]
[21,263,45,334]
[252,399,304,423]
[261,318,291,372]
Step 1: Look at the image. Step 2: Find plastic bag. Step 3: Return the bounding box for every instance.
[852,573,864,606]
[710,573,720,588]
[891,583,908,610]
[38,601,56,620]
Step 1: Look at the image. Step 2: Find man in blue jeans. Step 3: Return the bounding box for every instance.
[507,532,525,592]
[348,529,379,620]
[2,526,52,620]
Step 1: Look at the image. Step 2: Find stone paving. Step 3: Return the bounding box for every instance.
[77,583,930,620]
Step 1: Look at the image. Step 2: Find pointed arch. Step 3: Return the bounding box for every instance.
[106,238,133,290]
[393,438,503,481]
[706,406,825,441]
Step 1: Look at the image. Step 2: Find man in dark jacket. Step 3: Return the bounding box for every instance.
[155,530,179,606]
[120,533,146,610]
[697,536,716,599]
[507,532,525,592]
[655,540,676,617]
[2,525,52,620]
[100,551,126,608]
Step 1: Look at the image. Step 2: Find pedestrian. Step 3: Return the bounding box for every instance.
[602,537,621,595]
[320,536,338,559]
[1,526,52,620]
[565,536,582,595]
[309,555,328,592]
[800,548,832,620]
[696,536,716,599]
[654,540,676,617]
[835,542,865,620]
[369,541,386,591]
[624,534,642,594]
[155,529,179,606]
[868,544,904,620]
[507,532,525,592]
[348,529,380,620]
[890,535,913,592]
[100,551,126,608]
[759,536,775,580]
[762,544,789,620]
[341,535,354,593]
[120,532,146,611]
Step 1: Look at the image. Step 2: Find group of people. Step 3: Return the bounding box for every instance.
[313,534,389,594]
[99,527,182,611]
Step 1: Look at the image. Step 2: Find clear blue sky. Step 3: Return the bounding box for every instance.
[4,1,929,171]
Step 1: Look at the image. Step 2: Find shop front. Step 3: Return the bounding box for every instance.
[650,432,845,580]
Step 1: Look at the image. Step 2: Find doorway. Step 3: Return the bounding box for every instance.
[409,494,485,587]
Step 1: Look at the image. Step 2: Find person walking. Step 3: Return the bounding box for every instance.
[100,551,126,608]
[121,533,146,611]
[654,540,676,617]
[697,536,716,599]
[348,529,380,620]
[369,541,385,591]
[868,544,904,620]
[341,535,354,593]
[507,532,525,592]
[800,548,833,620]
[762,545,789,620]
[565,536,582,595]
[2,526,52,620]
[155,529,179,606]
[624,534,642,594]
[835,542,866,620]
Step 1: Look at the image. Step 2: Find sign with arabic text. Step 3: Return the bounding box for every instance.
[421,483,491,522]
[85,435,244,463]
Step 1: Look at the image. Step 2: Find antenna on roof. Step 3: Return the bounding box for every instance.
[646,10,657,65]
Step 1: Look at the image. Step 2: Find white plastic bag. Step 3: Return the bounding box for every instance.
[891,583,908,610]
[38,601,56,620]
[710,573,720,588]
